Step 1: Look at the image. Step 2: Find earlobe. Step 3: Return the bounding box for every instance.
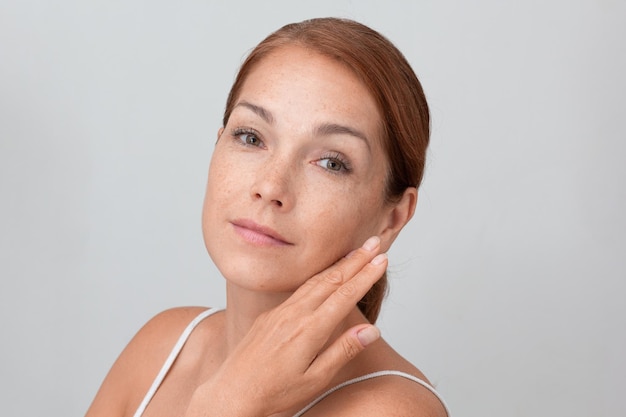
[378,187,418,252]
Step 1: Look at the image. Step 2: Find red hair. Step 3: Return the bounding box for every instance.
[223,18,430,323]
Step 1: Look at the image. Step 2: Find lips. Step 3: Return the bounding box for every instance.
[230,219,293,246]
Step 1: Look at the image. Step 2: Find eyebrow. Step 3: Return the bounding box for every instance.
[234,101,371,148]
[314,123,371,149]
[234,101,274,124]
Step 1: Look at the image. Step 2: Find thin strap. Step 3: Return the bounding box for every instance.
[132,308,220,417]
[292,370,451,417]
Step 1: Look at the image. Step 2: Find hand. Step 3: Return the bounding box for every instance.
[185,236,387,417]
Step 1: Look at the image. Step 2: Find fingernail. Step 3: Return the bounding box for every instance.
[345,249,356,259]
[357,326,380,347]
[362,236,380,251]
[370,253,387,265]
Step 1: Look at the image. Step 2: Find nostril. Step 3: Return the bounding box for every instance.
[274,200,283,207]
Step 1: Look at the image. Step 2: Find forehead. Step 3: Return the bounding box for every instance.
[234,45,383,141]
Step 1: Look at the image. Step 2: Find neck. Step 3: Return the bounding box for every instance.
[221,281,369,357]
[223,281,293,353]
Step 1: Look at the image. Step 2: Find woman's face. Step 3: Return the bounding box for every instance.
[202,45,395,293]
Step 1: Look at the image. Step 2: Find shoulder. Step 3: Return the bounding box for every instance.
[85,306,214,417]
[305,371,448,417]
[130,306,214,350]
[114,306,215,375]
[304,335,449,417]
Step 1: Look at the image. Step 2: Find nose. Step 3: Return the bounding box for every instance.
[250,158,294,210]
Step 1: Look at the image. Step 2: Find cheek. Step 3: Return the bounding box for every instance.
[202,153,237,231]
[205,148,241,200]
[305,192,383,254]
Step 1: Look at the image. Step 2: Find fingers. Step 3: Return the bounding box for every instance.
[289,236,382,309]
[314,252,387,330]
[308,324,381,377]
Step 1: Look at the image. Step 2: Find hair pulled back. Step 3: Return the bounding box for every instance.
[222,18,430,323]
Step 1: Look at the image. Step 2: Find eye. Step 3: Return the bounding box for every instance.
[232,128,263,147]
[319,158,343,171]
[317,153,351,173]
[239,132,260,146]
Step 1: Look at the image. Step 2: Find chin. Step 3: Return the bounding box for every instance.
[207,248,305,293]
[203,226,355,294]
[226,265,306,293]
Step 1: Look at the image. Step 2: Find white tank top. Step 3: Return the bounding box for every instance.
[133,308,450,417]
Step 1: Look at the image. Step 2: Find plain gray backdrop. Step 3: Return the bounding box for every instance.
[1,1,625,416]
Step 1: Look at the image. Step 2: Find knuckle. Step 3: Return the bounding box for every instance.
[323,269,344,285]
[341,337,361,360]
[337,281,357,297]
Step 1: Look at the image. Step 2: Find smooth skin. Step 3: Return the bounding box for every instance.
[85,46,446,417]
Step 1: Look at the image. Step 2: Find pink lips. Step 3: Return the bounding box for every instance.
[231,219,292,247]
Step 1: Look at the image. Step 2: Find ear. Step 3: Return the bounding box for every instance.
[378,187,418,252]
[217,127,225,142]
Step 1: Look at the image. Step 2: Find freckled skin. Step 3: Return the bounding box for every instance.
[85,34,443,417]
[202,45,394,293]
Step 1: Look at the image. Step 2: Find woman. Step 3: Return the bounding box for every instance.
[86,17,449,417]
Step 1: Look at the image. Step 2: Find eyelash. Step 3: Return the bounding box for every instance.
[231,127,264,148]
[317,152,352,174]
[230,127,352,174]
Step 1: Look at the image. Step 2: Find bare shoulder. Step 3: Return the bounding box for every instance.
[85,306,213,417]
[305,371,448,417]
[304,335,449,417]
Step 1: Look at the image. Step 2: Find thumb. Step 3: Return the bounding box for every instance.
[309,324,380,377]
[356,325,381,347]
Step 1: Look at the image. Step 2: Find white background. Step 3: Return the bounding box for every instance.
[1,1,625,416]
